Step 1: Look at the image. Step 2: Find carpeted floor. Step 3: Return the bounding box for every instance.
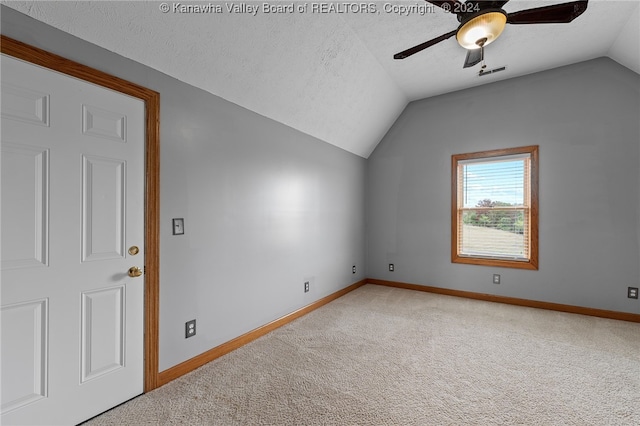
[84,284,640,425]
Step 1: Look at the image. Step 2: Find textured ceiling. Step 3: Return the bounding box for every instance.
[4,0,639,158]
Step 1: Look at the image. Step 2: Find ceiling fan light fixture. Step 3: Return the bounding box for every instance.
[456,11,507,49]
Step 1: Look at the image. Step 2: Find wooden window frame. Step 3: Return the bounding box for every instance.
[451,145,539,270]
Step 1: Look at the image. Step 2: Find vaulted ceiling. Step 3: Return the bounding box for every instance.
[4,0,638,157]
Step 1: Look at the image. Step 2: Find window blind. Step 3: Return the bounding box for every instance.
[457,154,531,260]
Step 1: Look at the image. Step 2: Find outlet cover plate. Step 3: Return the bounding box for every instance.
[185,319,196,338]
[628,287,639,299]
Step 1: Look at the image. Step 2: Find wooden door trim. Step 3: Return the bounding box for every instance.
[1,35,161,392]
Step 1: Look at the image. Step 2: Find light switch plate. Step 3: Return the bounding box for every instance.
[172,218,184,235]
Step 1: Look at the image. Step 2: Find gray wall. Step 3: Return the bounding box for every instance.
[3,6,639,375]
[367,58,640,313]
[1,7,366,371]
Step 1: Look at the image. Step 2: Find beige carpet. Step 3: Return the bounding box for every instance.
[85,284,640,425]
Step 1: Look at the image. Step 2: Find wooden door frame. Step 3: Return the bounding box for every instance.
[1,35,161,392]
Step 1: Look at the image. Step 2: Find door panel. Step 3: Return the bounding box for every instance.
[1,54,145,425]
[82,104,126,142]
[80,285,125,383]
[0,299,48,413]
[81,155,126,262]
[0,143,49,269]
[0,82,49,126]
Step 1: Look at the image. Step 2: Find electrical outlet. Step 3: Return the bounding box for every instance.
[185,319,196,338]
[389,264,394,272]
[352,265,356,274]
[493,274,501,284]
[304,281,310,293]
[628,287,639,299]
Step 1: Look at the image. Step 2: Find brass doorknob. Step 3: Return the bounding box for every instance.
[128,266,143,277]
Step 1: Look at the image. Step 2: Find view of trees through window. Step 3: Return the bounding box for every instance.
[462,199,525,235]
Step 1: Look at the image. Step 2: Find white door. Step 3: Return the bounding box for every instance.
[1,54,145,425]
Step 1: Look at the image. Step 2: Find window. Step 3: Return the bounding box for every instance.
[452,146,538,270]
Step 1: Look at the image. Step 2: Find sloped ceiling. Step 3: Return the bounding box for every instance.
[3,0,638,158]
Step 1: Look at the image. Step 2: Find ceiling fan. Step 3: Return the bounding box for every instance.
[394,0,588,68]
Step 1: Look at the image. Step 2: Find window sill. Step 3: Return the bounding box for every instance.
[452,255,538,270]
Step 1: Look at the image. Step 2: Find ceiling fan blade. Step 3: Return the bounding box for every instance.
[490,1,511,8]
[426,1,463,12]
[463,47,483,68]
[465,1,511,10]
[507,0,588,25]
[427,1,511,15]
[394,29,457,59]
